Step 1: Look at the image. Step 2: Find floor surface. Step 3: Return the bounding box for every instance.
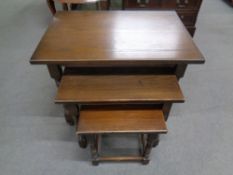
[0,0,233,174]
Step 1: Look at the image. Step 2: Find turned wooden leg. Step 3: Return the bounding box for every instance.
[78,135,88,148]
[64,104,78,126]
[47,65,62,86]
[47,65,79,125]
[89,135,99,165]
[142,134,158,164]
[46,0,56,15]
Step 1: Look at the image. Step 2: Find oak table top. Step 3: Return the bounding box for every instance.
[77,108,167,134]
[55,75,184,104]
[30,11,204,66]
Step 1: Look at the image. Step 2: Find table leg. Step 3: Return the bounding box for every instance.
[175,64,187,79]
[162,103,172,121]
[47,65,77,125]
[142,134,159,164]
[89,135,99,165]
[64,104,78,125]
[78,135,88,148]
[162,64,187,121]
[47,65,62,86]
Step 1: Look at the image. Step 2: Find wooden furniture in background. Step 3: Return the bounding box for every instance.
[122,0,203,36]
[46,0,203,36]
[46,0,110,15]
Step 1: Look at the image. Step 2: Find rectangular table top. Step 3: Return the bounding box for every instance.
[30,11,204,66]
[77,108,167,134]
[55,75,184,104]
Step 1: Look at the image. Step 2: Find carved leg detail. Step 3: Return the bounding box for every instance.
[142,134,158,165]
[64,104,78,126]
[78,135,88,148]
[47,65,62,86]
[89,135,99,166]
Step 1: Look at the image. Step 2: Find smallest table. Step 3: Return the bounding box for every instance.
[77,106,167,165]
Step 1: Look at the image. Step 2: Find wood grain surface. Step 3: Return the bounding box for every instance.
[77,108,167,134]
[31,11,204,66]
[55,75,184,103]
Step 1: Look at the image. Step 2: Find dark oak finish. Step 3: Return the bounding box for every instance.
[30,11,204,65]
[30,10,205,164]
[47,65,78,125]
[30,11,205,125]
[55,75,184,104]
[77,108,167,134]
[63,104,78,125]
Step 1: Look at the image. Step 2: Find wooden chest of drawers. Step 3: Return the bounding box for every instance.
[123,0,203,36]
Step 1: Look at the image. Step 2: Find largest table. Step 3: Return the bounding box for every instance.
[30,11,204,124]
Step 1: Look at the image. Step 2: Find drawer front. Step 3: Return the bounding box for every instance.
[124,0,176,9]
[177,11,198,26]
[123,0,202,10]
[176,0,202,10]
